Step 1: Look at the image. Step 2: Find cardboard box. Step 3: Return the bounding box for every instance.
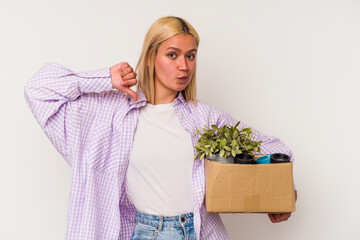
[204,158,296,213]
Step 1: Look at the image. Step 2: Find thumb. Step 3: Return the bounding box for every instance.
[123,88,138,101]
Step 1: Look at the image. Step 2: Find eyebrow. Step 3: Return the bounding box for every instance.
[166,47,197,52]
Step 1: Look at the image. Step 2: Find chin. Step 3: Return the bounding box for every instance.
[174,87,187,92]
[174,83,189,92]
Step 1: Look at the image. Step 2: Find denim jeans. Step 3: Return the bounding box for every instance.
[130,210,197,240]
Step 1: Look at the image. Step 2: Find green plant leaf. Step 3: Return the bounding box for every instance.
[233,131,238,139]
[243,127,251,134]
[236,149,242,154]
[231,139,237,147]
[225,132,230,139]
[224,146,231,151]
[219,138,226,148]
[220,149,225,157]
[211,124,219,130]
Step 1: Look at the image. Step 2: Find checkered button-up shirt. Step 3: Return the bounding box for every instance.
[24,62,294,240]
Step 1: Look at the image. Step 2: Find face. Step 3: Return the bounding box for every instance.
[153,34,197,98]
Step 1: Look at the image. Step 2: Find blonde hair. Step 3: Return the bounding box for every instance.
[135,16,200,104]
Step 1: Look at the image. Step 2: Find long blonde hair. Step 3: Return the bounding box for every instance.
[135,16,200,104]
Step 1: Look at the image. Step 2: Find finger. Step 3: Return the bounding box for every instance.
[268,214,276,223]
[275,213,291,222]
[122,72,137,80]
[120,62,130,71]
[275,214,281,221]
[121,79,137,86]
[279,213,291,221]
[121,66,133,76]
[122,88,138,101]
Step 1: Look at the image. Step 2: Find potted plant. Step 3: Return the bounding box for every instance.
[194,121,262,164]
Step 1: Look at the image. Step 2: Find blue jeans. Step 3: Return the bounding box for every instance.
[130,210,197,240]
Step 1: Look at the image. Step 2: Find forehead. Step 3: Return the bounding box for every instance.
[158,34,197,51]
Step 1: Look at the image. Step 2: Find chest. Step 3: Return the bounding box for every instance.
[84,105,201,174]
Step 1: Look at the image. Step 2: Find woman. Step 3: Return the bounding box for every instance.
[24,16,296,240]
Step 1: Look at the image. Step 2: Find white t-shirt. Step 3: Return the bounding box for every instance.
[125,102,195,216]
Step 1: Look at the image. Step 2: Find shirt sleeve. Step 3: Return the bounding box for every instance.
[24,62,113,166]
[216,109,297,191]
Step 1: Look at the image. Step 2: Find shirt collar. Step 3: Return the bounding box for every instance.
[129,88,192,113]
[174,91,192,113]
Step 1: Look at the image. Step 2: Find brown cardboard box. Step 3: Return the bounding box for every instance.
[204,158,296,213]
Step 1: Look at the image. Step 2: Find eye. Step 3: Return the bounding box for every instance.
[187,54,196,60]
[168,53,177,59]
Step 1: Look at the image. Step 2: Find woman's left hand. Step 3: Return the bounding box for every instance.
[268,190,297,223]
[268,212,292,223]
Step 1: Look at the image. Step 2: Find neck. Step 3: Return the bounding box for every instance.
[153,83,178,105]
[154,91,178,105]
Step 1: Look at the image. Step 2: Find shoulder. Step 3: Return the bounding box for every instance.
[190,99,227,117]
[188,99,233,126]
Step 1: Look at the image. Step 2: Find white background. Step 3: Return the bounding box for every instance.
[1,0,359,239]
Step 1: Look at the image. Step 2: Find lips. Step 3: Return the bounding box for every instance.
[177,76,188,81]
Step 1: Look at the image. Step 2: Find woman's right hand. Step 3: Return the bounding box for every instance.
[110,62,138,101]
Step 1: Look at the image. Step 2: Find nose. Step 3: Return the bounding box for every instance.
[177,56,188,71]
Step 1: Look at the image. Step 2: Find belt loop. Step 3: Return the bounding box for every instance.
[157,215,163,231]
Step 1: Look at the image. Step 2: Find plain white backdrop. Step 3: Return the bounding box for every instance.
[1,0,359,239]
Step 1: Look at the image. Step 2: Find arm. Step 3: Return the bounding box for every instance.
[24,62,113,166]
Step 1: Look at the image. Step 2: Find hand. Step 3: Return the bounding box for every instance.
[110,62,138,101]
[268,212,292,223]
[268,190,297,223]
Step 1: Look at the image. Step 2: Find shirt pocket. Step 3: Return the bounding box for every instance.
[86,124,121,173]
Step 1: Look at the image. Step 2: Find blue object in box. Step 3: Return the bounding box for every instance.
[256,154,272,164]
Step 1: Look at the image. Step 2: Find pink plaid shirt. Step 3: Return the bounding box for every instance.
[24,62,294,239]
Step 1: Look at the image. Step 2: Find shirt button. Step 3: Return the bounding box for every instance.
[198,189,203,193]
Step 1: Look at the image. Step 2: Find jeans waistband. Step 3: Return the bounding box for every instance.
[134,210,194,231]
